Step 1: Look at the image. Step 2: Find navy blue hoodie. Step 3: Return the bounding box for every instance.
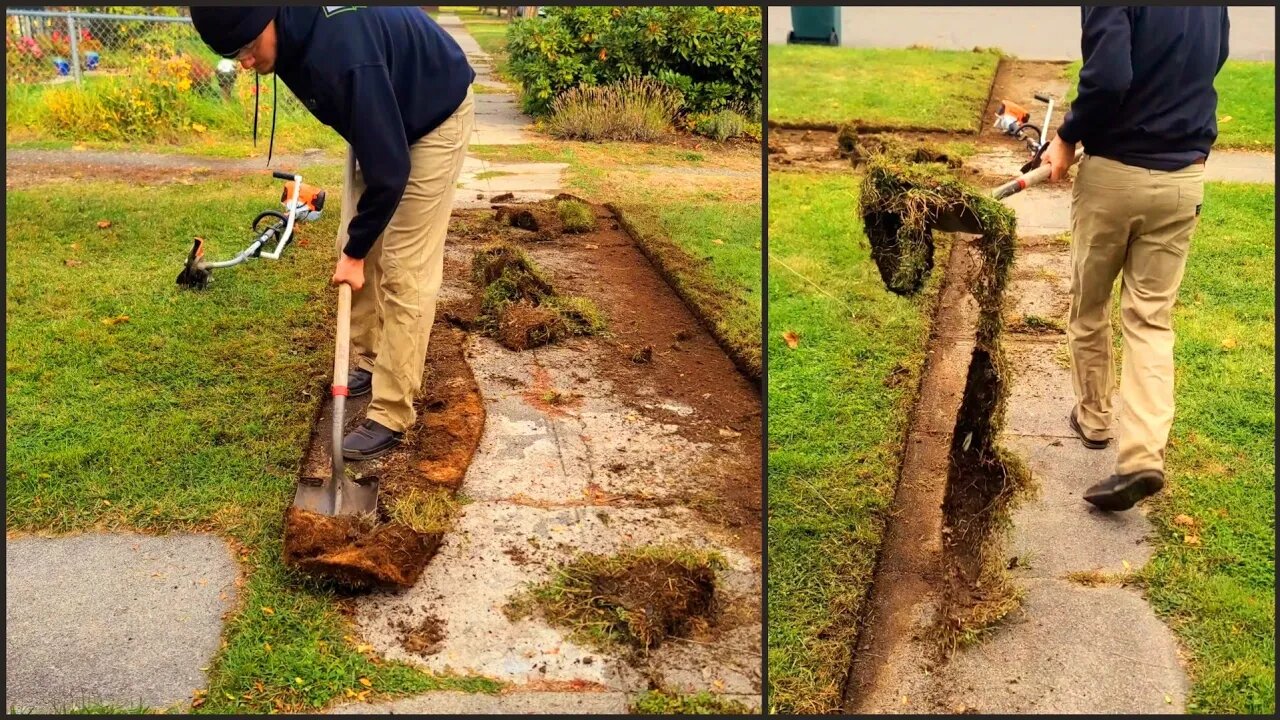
[272,6,474,259]
[1056,7,1230,171]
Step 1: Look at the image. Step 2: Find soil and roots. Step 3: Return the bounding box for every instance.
[861,151,1028,655]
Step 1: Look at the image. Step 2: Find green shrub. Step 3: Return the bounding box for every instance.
[545,77,679,141]
[506,6,760,118]
[557,199,597,232]
[687,108,759,142]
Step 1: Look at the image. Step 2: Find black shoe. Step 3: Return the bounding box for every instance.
[348,368,372,397]
[1083,470,1165,511]
[342,419,403,460]
[1069,410,1110,450]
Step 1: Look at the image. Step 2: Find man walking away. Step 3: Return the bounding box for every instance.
[1043,6,1229,511]
[190,6,476,461]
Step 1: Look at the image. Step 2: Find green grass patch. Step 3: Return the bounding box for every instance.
[769,46,999,131]
[556,199,597,233]
[471,242,604,350]
[767,171,943,714]
[629,690,753,715]
[4,176,501,713]
[1139,182,1275,714]
[504,545,726,652]
[1064,60,1274,150]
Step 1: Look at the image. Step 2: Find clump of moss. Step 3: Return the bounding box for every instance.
[505,545,727,653]
[471,243,604,350]
[557,199,597,233]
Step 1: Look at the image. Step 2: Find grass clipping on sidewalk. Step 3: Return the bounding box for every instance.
[859,154,1031,655]
[473,243,605,351]
[505,545,727,655]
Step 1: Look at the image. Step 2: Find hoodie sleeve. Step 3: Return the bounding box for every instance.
[340,63,411,260]
[1055,7,1133,145]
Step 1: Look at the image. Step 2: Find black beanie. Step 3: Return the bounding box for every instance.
[189,7,277,57]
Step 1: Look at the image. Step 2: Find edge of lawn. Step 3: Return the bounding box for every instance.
[3,171,503,714]
[766,169,947,713]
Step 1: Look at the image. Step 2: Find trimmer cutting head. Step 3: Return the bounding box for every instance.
[176,237,213,289]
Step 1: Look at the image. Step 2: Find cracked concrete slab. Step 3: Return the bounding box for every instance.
[939,579,1188,714]
[5,533,238,713]
[353,333,759,704]
[355,501,758,692]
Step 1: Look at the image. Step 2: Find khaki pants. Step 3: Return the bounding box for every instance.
[336,88,475,433]
[1067,153,1204,475]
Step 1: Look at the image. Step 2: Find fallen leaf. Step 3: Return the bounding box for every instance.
[1121,559,1132,572]
[295,677,304,685]
[223,692,236,700]
[1183,533,1201,546]
[263,642,272,653]
[64,258,84,267]
[1221,338,1238,350]
[192,123,207,133]
[345,688,357,698]
[355,643,374,653]
[357,690,371,701]
[585,243,599,249]
[718,427,742,438]
[1173,514,1197,528]
[359,677,372,688]
[711,238,724,245]
[782,330,800,349]
[261,606,275,615]
[1219,115,1233,123]
[97,220,112,229]
[1165,694,1173,704]
[101,315,130,326]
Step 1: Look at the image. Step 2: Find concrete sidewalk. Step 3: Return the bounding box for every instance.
[768,6,1276,61]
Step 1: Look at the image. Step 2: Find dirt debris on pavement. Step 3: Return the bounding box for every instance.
[471,240,605,351]
[505,546,725,654]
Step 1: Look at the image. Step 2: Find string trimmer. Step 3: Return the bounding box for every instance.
[932,146,1084,234]
[176,170,326,289]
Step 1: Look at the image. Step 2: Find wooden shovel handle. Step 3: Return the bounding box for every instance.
[333,282,352,392]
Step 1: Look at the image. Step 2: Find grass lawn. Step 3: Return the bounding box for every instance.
[766,171,942,713]
[768,46,1000,131]
[1064,60,1275,150]
[1142,182,1275,714]
[471,140,762,379]
[4,171,500,713]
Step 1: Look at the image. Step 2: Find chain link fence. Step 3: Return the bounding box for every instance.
[5,7,308,115]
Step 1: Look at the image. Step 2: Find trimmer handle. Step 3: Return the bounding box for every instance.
[1033,93,1051,103]
[993,146,1085,200]
[273,170,299,181]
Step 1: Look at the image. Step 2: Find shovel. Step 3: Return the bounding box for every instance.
[291,282,379,516]
[932,147,1084,234]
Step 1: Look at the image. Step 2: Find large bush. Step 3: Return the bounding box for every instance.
[506,6,760,118]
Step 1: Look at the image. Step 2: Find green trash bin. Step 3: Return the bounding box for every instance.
[788,6,840,46]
